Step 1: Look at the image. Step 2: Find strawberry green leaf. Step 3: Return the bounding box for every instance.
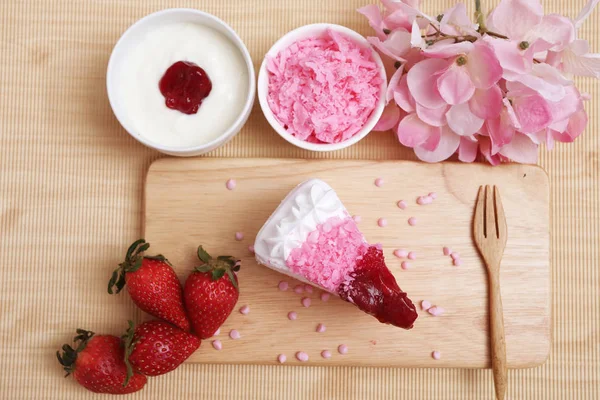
[226,269,239,291]
[233,264,241,272]
[122,320,136,387]
[195,265,212,273]
[125,239,146,262]
[217,255,233,260]
[197,246,212,263]
[129,258,143,273]
[211,268,226,281]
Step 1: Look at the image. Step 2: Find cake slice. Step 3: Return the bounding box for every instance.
[254,179,418,329]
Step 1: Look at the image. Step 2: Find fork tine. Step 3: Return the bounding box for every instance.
[494,186,507,240]
[485,185,496,239]
[473,185,485,240]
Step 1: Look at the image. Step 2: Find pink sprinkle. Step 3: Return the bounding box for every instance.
[294,285,304,294]
[377,218,388,227]
[288,311,298,320]
[213,328,220,336]
[278,354,287,363]
[401,261,410,270]
[370,340,377,345]
[229,329,241,340]
[443,246,451,256]
[352,215,362,223]
[397,200,407,209]
[296,351,309,362]
[428,306,445,316]
[320,292,330,302]
[338,344,348,355]
[374,178,384,187]
[407,251,416,260]
[429,192,437,199]
[432,351,441,360]
[301,297,311,308]
[212,340,222,350]
[408,217,417,226]
[248,245,255,254]
[225,179,236,190]
[235,232,244,241]
[393,249,408,258]
[321,350,332,359]
[316,323,326,333]
[278,281,289,291]
[304,284,313,294]
[239,305,250,315]
[450,252,460,260]
[421,300,431,310]
[416,196,432,205]
[453,258,463,266]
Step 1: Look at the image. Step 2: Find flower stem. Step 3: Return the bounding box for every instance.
[475,0,487,33]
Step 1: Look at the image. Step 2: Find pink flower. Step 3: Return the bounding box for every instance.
[360,0,596,165]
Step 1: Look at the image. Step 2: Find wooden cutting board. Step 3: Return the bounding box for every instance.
[144,158,550,368]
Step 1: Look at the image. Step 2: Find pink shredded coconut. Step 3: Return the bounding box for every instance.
[287,216,367,292]
[266,29,382,144]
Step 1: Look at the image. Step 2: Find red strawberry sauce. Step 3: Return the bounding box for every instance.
[159,61,212,115]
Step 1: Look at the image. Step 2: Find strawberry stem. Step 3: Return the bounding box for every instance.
[56,329,95,376]
[108,239,168,294]
[194,246,240,291]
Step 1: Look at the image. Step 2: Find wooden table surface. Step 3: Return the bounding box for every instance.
[0,0,598,399]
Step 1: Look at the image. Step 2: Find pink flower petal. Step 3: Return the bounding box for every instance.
[387,65,405,104]
[367,37,406,63]
[513,65,567,102]
[547,85,583,124]
[394,74,416,113]
[422,40,474,58]
[416,103,449,127]
[527,14,575,52]
[410,20,425,49]
[486,110,515,154]
[502,98,522,129]
[440,3,479,36]
[498,132,539,163]
[358,5,386,40]
[512,94,553,133]
[458,136,478,162]
[479,136,502,166]
[562,49,600,78]
[486,37,532,78]
[469,86,503,119]
[421,126,442,151]
[408,58,449,109]
[491,0,543,39]
[566,109,588,140]
[446,103,484,136]
[414,125,460,162]
[437,64,475,105]
[373,103,401,131]
[466,41,503,89]
[396,113,441,148]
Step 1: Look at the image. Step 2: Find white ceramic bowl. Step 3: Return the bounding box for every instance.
[258,23,386,152]
[107,9,256,157]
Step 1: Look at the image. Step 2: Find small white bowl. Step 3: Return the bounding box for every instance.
[258,23,386,152]
[107,9,256,157]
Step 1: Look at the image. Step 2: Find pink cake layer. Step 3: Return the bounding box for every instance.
[286,216,367,292]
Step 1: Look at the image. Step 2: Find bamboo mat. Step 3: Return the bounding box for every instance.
[0,0,598,399]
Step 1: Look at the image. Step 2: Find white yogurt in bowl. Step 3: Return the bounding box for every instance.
[107,9,255,156]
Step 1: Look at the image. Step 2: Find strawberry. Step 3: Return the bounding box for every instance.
[122,320,200,377]
[56,329,147,394]
[184,246,240,339]
[108,239,190,331]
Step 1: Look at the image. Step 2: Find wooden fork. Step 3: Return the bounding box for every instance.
[473,185,508,400]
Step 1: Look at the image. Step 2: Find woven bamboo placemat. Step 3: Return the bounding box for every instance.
[0,0,598,398]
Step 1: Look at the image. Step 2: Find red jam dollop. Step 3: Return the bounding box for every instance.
[339,246,418,329]
[159,61,212,115]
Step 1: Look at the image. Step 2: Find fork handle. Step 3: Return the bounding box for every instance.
[489,269,507,400]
